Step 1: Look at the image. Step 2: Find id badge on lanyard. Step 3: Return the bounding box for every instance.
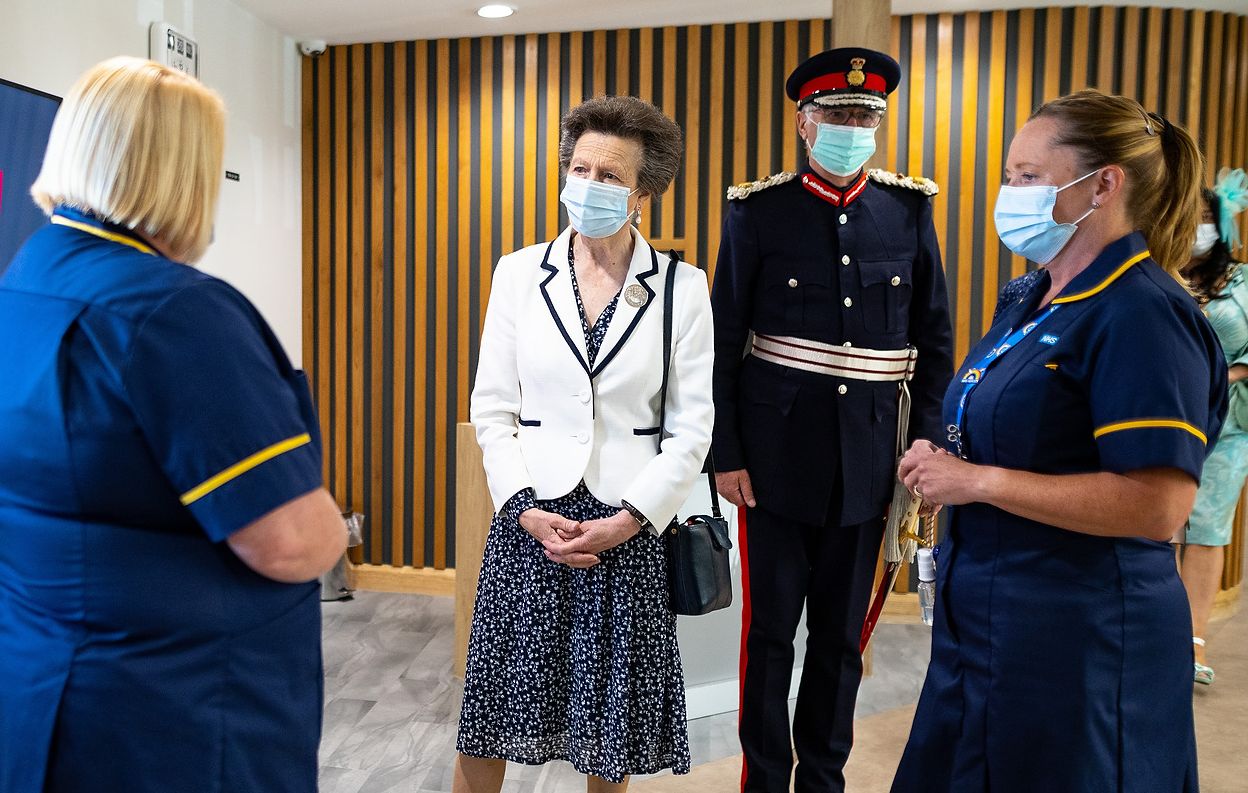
[948,304,1062,458]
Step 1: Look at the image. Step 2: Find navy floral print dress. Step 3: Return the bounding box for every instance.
[456,249,691,782]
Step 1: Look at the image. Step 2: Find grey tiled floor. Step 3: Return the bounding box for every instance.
[319,592,930,793]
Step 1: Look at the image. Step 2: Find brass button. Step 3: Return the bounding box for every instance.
[788,278,799,288]
[843,297,853,308]
[890,275,901,286]
[837,384,848,395]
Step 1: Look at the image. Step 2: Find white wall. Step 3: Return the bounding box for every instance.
[673,487,809,718]
[1,0,305,365]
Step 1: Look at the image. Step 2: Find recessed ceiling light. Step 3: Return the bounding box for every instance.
[477,4,515,18]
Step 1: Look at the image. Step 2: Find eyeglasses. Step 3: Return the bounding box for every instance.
[804,106,884,128]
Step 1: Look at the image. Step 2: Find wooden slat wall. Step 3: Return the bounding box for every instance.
[303,9,1248,573]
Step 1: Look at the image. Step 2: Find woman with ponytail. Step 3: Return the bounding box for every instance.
[1178,170,1248,687]
[891,90,1225,792]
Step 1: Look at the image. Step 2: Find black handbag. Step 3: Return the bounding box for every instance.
[656,250,733,616]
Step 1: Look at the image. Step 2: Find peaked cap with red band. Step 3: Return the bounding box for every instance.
[785,47,901,112]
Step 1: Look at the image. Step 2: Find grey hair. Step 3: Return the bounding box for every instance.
[558,95,683,197]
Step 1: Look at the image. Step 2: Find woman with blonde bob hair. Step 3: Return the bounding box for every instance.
[891,90,1225,792]
[31,56,224,262]
[0,57,344,792]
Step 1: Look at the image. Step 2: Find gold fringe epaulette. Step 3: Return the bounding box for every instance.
[867,168,939,196]
[727,171,797,200]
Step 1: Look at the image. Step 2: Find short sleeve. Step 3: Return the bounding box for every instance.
[123,281,324,542]
[1088,298,1226,481]
[1211,271,1248,367]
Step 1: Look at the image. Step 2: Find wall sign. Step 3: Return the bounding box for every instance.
[149,22,199,78]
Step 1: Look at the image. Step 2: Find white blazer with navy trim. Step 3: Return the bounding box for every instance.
[470,225,715,530]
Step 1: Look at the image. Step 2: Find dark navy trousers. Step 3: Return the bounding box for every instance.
[738,506,885,793]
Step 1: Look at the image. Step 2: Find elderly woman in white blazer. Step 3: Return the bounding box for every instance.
[454,96,714,793]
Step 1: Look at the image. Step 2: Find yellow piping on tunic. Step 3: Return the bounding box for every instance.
[1052,251,1150,303]
[51,216,157,256]
[180,433,312,505]
[1093,419,1207,445]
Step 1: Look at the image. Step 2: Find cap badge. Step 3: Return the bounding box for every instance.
[624,284,649,308]
[847,57,867,87]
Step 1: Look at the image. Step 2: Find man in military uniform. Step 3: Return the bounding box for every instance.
[711,47,954,793]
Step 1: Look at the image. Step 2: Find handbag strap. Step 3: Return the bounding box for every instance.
[657,249,723,521]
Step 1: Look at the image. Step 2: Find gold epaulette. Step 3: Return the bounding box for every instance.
[727,171,797,200]
[867,168,940,196]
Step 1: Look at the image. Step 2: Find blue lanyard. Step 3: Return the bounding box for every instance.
[948,304,1062,458]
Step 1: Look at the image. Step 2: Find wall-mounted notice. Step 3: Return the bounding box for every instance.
[149,22,199,78]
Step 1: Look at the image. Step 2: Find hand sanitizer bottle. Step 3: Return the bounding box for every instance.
[917,547,936,627]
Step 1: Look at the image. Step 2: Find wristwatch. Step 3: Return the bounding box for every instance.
[620,500,656,536]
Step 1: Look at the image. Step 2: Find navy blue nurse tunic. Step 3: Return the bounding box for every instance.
[0,208,326,793]
[892,233,1225,793]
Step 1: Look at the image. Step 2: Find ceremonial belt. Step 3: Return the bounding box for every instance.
[750,333,917,382]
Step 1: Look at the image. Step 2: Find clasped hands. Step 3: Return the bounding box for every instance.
[518,507,641,568]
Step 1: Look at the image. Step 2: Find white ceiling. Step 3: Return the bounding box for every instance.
[234,0,1248,46]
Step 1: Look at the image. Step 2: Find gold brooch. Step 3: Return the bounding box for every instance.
[624,284,648,308]
[847,57,867,87]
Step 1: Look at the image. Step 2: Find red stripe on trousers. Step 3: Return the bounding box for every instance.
[738,507,751,792]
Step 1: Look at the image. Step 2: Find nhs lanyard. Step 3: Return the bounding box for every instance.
[949,304,1062,458]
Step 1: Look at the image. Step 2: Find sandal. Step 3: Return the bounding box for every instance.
[1193,637,1215,686]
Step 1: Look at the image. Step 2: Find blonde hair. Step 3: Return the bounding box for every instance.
[1031,89,1203,278]
[30,57,226,263]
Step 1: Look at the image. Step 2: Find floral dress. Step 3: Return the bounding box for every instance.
[456,248,691,782]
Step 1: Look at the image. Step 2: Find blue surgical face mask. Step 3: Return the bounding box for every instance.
[560,175,638,239]
[808,123,877,178]
[993,169,1100,264]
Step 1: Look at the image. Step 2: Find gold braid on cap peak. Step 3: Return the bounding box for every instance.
[727,171,797,200]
